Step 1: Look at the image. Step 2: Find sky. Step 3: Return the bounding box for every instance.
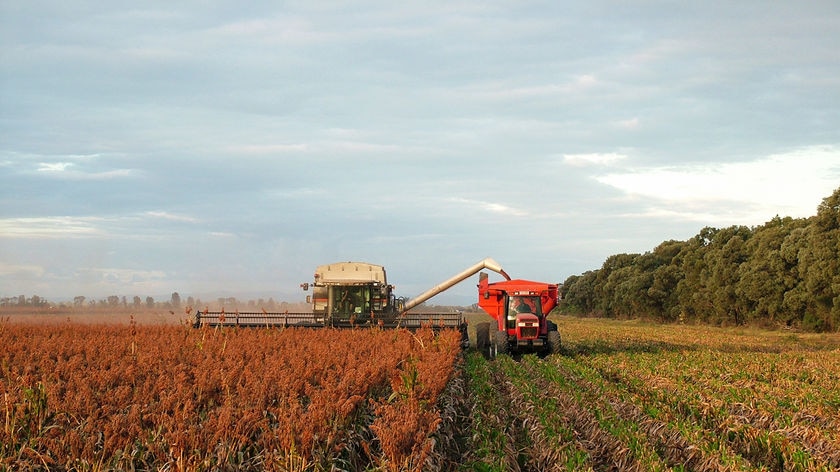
[1,1,839,305]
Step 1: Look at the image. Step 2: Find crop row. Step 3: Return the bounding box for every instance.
[463,316,839,471]
[1,321,462,471]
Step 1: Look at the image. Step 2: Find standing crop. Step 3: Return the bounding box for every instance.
[1,322,462,471]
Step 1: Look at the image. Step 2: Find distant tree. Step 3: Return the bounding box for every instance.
[170,292,181,309]
[74,296,86,307]
[146,296,154,308]
[107,295,120,306]
[133,296,142,307]
[559,187,840,331]
[560,271,599,314]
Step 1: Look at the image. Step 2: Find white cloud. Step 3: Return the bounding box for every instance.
[449,197,528,216]
[144,211,200,223]
[596,145,840,223]
[37,162,74,172]
[0,217,105,239]
[32,164,136,180]
[563,153,628,167]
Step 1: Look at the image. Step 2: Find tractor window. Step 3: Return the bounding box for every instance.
[508,296,541,316]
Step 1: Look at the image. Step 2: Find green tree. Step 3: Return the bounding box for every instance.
[736,216,806,326]
[798,187,840,331]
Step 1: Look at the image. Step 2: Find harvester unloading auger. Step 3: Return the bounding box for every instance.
[193,257,561,355]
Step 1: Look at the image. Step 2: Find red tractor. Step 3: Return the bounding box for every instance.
[475,272,561,357]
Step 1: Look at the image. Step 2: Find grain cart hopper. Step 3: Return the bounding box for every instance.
[475,272,560,357]
[194,258,510,348]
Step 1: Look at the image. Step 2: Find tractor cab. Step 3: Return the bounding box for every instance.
[506,294,543,340]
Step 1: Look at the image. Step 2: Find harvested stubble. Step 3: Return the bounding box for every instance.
[463,316,840,472]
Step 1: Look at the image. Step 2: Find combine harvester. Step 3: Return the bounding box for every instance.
[194,257,561,355]
[194,258,509,347]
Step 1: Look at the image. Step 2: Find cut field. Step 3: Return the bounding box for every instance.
[462,316,840,471]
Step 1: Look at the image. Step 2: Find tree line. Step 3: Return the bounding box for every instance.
[0,292,308,313]
[559,187,840,332]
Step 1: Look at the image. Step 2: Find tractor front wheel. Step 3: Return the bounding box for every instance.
[494,330,510,357]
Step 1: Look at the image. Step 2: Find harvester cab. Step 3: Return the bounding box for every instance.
[476,272,561,357]
[306,261,401,326]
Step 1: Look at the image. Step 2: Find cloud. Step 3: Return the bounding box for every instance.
[39,168,136,180]
[0,213,183,239]
[37,162,74,172]
[448,197,528,217]
[596,145,840,223]
[563,153,628,167]
[144,211,200,223]
[229,143,309,155]
[615,117,640,129]
[14,153,138,180]
[0,262,45,278]
[0,217,105,239]
[463,74,600,102]
[76,267,167,284]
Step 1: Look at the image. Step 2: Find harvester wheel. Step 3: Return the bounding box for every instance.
[475,322,490,356]
[547,330,561,355]
[494,330,509,357]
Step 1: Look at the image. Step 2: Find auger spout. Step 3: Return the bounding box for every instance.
[402,257,510,313]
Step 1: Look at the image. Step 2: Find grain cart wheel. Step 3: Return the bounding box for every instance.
[475,322,491,357]
[547,330,561,355]
[493,330,509,357]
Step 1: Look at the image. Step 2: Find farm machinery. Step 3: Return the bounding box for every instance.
[193,257,561,355]
[474,272,561,357]
[193,258,512,347]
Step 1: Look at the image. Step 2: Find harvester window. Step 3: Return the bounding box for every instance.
[335,286,370,315]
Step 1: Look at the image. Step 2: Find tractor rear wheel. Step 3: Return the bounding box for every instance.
[494,330,509,357]
[547,330,561,355]
[475,322,490,357]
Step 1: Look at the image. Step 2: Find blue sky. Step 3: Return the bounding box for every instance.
[2,1,839,304]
